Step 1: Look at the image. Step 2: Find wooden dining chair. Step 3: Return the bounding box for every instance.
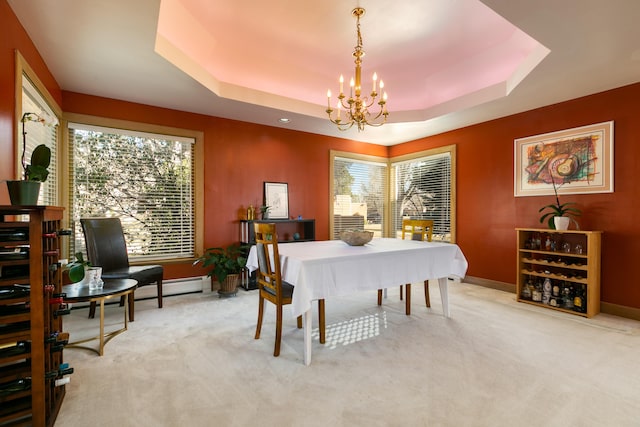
[377,219,434,315]
[253,222,325,357]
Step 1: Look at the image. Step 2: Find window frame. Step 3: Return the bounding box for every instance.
[330,145,456,243]
[329,150,391,239]
[390,145,457,243]
[62,112,204,264]
[15,51,62,206]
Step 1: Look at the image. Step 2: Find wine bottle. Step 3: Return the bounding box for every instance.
[573,284,587,313]
[53,306,71,318]
[0,303,30,316]
[0,341,30,358]
[0,378,31,397]
[42,229,72,238]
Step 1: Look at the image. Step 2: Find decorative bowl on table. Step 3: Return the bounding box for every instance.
[339,230,373,246]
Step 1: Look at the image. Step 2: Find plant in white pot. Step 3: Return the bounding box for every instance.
[6,112,52,205]
[538,178,581,230]
[193,244,247,297]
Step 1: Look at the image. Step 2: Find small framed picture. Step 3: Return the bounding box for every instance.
[264,182,289,219]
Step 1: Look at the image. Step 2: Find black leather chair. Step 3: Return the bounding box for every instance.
[80,218,164,321]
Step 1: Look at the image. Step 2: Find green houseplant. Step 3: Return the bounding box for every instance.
[259,205,270,219]
[66,252,90,283]
[193,244,247,296]
[538,178,581,230]
[6,112,52,205]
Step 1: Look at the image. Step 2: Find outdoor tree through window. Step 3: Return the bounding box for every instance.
[68,123,196,261]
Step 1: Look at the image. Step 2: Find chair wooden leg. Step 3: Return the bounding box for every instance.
[88,301,96,319]
[318,299,326,344]
[377,289,383,306]
[255,295,264,339]
[274,304,283,357]
[157,279,163,308]
[424,280,431,308]
[296,316,302,329]
[405,283,411,315]
[400,285,403,300]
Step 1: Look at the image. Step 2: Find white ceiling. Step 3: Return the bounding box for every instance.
[8,0,640,145]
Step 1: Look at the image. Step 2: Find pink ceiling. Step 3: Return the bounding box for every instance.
[155,0,547,123]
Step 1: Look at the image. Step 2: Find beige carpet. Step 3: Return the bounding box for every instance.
[55,282,640,427]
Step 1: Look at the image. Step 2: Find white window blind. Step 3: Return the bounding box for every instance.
[333,155,388,238]
[68,122,195,262]
[21,75,59,206]
[391,151,452,242]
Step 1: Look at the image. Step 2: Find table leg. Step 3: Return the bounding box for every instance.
[303,309,312,366]
[124,292,129,330]
[99,298,105,356]
[438,277,450,318]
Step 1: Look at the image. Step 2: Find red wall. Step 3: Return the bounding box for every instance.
[392,85,640,309]
[62,92,387,280]
[2,0,639,310]
[0,0,62,188]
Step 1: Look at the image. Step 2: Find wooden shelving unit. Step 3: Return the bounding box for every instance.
[240,219,315,245]
[0,206,70,426]
[516,228,602,318]
[239,219,315,290]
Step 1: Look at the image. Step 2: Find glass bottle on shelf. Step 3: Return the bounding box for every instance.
[562,283,574,309]
[521,276,532,300]
[542,278,552,305]
[532,280,542,302]
[573,284,587,313]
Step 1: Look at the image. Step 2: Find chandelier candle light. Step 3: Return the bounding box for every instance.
[327,7,389,131]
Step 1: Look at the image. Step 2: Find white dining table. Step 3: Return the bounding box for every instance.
[246,237,468,365]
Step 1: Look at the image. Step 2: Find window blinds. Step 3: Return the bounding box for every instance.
[68,123,195,262]
[391,152,452,242]
[21,75,59,206]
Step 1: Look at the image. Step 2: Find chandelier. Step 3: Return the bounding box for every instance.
[326,7,389,131]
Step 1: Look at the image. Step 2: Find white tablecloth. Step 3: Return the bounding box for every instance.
[247,238,468,318]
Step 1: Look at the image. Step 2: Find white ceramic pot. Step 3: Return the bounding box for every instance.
[554,216,570,230]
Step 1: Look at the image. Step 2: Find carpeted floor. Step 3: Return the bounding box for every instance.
[55,282,640,427]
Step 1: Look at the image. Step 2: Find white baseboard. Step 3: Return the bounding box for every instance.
[68,276,207,309]
[134,276,207,300]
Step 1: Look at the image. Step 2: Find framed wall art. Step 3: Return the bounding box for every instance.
[264,182,289,219]
[514,121,614,197]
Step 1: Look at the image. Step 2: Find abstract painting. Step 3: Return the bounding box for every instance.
[514,121,614,196]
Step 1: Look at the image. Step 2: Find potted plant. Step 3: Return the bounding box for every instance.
[66,252,90,283]
[259,205,270,220]
[6,112,52,205]
[538,178,581,230]
[193,244,247,297]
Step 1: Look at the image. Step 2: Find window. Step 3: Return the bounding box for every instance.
[330,151,389,239]
[18,57,61,206]
[68,121,200,262]
[390,146,456,242]
[330,146,456,243]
